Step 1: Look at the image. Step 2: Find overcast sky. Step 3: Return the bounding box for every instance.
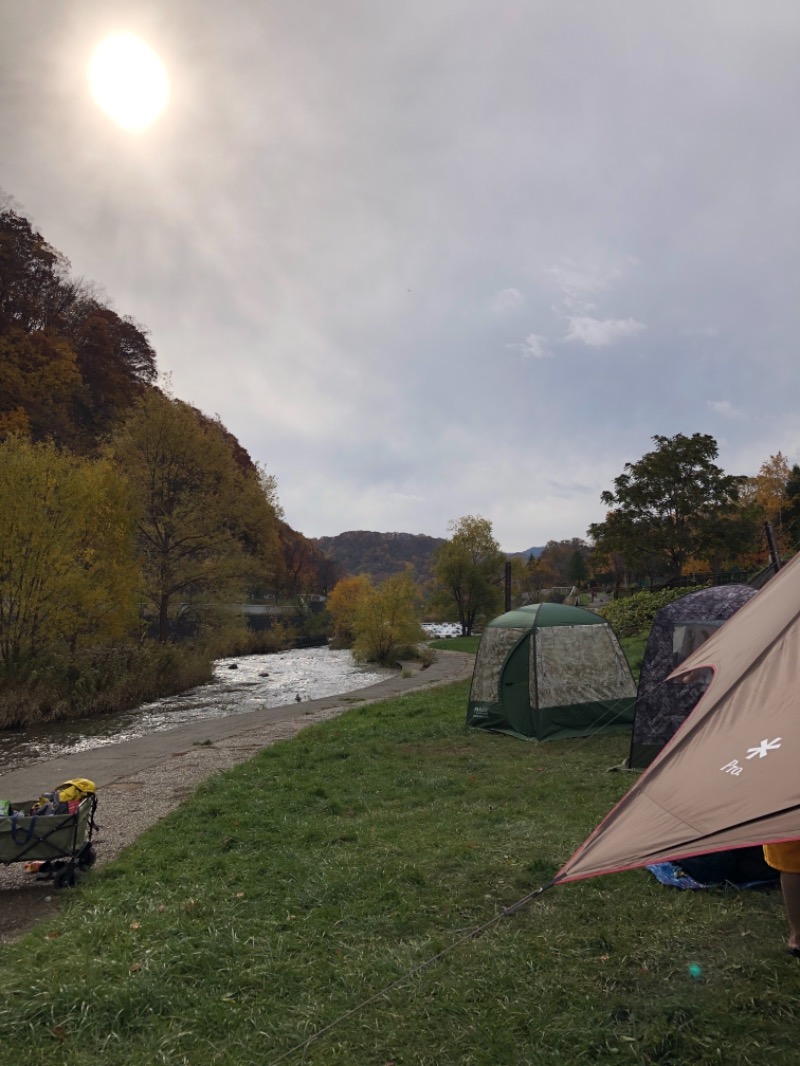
[3,1,800,551]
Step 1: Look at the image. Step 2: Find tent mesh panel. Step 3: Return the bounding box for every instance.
[533,625,636,707]
[469,627,526,703]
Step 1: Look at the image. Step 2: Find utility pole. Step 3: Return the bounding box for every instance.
[764,522,782,572]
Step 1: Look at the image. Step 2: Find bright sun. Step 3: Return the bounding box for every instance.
[89,33,169,132]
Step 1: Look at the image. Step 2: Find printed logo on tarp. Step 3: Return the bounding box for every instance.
[472,705,490,718]
[721,737,782,776]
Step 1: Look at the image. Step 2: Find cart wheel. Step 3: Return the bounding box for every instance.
[78,844,96,868]
[54,865,79,890]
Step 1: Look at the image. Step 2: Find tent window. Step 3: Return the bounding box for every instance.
[470,627,526,702]
[533,625,635,706]
[672,621,723,669]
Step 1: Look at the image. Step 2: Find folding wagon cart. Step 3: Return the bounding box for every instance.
[0,793,98,888]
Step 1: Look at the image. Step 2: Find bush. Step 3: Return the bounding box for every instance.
[598,586,708,637]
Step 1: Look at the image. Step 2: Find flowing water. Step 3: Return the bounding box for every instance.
[0,647,395,773]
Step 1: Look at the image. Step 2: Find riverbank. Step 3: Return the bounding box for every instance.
[0,650,474,944]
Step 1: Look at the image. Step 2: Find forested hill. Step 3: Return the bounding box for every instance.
[0,204,327,596]
[310,531,446,585]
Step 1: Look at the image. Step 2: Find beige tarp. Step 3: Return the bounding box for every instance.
[555,552,800,884]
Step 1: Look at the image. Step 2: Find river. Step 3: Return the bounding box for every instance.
[0,647,395,773]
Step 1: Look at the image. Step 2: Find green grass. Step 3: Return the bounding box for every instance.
[619,634,648,680]
[428,635,481,654]
[0,681,797,1066]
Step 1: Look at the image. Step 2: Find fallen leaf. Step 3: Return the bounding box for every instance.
[129,962,143,973]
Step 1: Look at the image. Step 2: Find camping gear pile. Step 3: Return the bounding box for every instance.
[0,778,98,889]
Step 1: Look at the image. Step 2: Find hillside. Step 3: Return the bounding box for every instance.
[311,532,547,585]
[310,530,446,585]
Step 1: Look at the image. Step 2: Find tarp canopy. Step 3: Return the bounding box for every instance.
[555,551,800,885]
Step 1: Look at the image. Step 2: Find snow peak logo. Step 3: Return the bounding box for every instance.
[721,737,782,776]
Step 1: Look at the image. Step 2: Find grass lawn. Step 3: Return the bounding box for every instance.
[427,635,481,655]
[1,677,798,1065]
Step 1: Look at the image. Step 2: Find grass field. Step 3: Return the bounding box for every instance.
[0,662,798,1064]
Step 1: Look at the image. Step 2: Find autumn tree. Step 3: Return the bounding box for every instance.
[0,207,159,450]
[588,433,745,580]
[327,575,372,648]
[0,437,138,667]
[432,515,505,635]
[0,329,85,446]
[747,452,791,555]
[352,572,423,665]
[110,392,281,643]
[64,300,157,436]
[0,208,73,333]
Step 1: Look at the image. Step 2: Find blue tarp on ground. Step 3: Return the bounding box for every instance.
[647,861,777,891]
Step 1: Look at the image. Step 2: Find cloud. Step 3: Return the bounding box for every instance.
[491,287,524,312]
[506,333,551,359]
[546,256,637,312]
[563,316,645,348]
[707,399,746,419]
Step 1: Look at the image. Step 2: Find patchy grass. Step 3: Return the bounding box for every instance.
[0,680,796,1065]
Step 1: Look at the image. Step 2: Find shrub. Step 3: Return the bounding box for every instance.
[598,586,709,637]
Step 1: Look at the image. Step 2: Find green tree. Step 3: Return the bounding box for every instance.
[588,433,745,580]
[537,539,589,587]
[432,515,504,635]
[0,437,138,667]
[110,392,281,643]
[567,549,588,588]
[352,572,423,665]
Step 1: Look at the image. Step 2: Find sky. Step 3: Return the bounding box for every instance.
[3,1,800,552]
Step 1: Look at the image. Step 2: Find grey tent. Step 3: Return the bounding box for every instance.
[628,584,757,769]
[467,603,636,741]
[554,550,800,886]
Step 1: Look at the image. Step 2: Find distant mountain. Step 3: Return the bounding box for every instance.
[310,532,548,586]
[310,530,446,585]
[505,546,545,560]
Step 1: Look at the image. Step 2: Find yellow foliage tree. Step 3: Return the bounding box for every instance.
[327,575,372,648]
[0,437,138,667]
[750,452,791,552]
[352,572,423,665]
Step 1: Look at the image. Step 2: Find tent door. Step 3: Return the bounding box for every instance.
[502,637,534,736]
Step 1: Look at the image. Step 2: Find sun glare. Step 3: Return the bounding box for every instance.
[89,33,169,132]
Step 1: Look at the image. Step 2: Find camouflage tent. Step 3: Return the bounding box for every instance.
[467,603,636,741]
[628,585,756,769]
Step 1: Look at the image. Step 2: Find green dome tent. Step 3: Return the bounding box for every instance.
[467,603,636,741]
